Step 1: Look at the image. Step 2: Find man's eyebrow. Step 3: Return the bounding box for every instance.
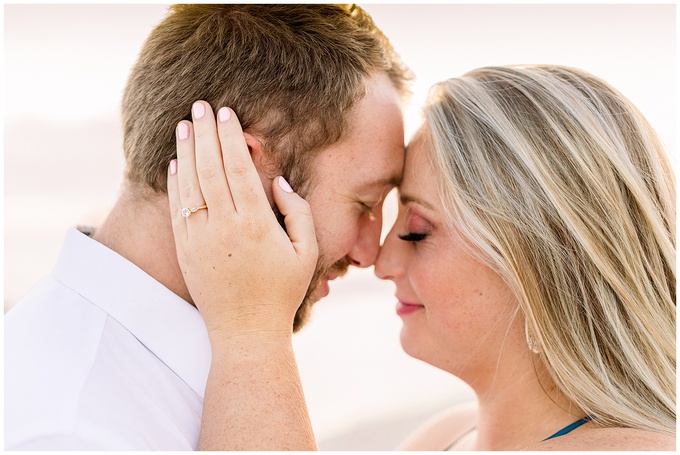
[399,193,435,211]
[357,174,402,192]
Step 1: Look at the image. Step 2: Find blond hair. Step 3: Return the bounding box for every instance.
[122,4,411,193]
[424,65,675,435]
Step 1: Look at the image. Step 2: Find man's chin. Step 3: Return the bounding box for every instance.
[292,295,318,333]
[292,259,349,333]
[292,278,329,333]
[314,278,331,300]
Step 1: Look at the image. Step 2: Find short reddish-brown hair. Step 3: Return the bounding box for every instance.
[121,4,411,194]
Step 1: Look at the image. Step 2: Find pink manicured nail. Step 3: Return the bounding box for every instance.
[218,107,231,122]
[192,102,205,119]
[177,122,190,141]
[169,159,177,176]
[278,176,293,193]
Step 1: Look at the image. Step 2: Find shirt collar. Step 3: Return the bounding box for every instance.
[51,227,211,399]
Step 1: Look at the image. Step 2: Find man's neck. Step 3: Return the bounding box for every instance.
[90,184,193,305]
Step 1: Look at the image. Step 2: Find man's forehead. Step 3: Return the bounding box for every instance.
[352,143,406,192]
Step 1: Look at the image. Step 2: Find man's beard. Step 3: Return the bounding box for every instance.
[292,254,350,332]
[272,183,348,333]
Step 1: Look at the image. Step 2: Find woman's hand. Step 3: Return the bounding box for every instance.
[167,101,318,343]
[167,101,318,450]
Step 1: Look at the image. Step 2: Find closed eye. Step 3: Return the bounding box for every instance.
[398,232,427,242]
[359,201,380,220]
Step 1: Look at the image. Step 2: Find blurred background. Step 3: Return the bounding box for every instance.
[4,4,675,450]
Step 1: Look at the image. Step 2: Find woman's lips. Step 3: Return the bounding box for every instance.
[396,300,424,316]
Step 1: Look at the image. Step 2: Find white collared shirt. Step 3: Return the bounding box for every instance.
[4,228,212,450]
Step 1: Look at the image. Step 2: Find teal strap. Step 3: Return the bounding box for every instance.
[543,415,593,441]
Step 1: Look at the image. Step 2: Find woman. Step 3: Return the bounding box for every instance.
[167,65,675,450]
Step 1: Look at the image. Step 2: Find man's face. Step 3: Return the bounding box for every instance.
[292,74,405,331]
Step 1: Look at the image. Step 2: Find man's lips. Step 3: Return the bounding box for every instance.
[315,271,345,299]
[396,300,424,316]
[326,272,342,281]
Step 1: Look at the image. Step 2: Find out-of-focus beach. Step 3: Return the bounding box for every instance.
[4,4,674,450]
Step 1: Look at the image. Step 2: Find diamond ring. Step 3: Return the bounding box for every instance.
[181,204,208,218]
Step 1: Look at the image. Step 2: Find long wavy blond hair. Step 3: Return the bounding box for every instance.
[423,65,675,435]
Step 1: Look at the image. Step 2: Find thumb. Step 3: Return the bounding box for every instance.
[272,176,318,268]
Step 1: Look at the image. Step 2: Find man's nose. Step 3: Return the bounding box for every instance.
[346,211,383,268]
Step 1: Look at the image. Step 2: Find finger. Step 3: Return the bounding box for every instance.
[191,101,231,216]
[175,118,207,221]
[167,158,188,242]
[216,107,269,213]
[271,176,319,269]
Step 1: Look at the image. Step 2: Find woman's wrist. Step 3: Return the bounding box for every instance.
[200,327,315,450]
[207,327,294,355]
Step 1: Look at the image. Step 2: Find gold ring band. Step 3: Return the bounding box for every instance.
[180,204,208,218]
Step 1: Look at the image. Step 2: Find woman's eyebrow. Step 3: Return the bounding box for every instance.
[399,192,435,211]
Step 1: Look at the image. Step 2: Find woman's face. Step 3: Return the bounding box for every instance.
[374,128,524,383]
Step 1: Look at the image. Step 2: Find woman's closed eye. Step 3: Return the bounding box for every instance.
[398,211,432,243]
[398,232,428,242]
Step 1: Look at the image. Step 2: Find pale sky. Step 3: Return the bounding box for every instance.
[4,4,676,151]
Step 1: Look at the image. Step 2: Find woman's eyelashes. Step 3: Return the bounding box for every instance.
[397,212,432,243]
[398,232,428,242]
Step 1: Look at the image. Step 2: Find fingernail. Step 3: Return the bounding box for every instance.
[192,102,205,119]
[218,107,231,122]
[169,159,177,176]
[177,122,190,141]
[278,176,293,193]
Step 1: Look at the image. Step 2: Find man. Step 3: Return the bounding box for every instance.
[4,4,410,450]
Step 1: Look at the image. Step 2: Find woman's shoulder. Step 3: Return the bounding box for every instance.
[397,400,477,451]
[537,426,676,451]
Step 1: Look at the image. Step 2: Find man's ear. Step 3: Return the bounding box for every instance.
[243,132,276,205]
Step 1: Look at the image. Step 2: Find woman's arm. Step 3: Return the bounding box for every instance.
[167,101,318,450]
[200,336,316,450]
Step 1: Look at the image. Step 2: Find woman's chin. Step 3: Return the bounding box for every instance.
[399,327,462,377]
[399,327,428,362]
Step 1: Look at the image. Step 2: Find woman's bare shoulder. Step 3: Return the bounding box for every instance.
[397,400,477,451]
[537,426,676,451]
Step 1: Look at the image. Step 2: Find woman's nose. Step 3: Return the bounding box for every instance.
[374,223,403,281]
